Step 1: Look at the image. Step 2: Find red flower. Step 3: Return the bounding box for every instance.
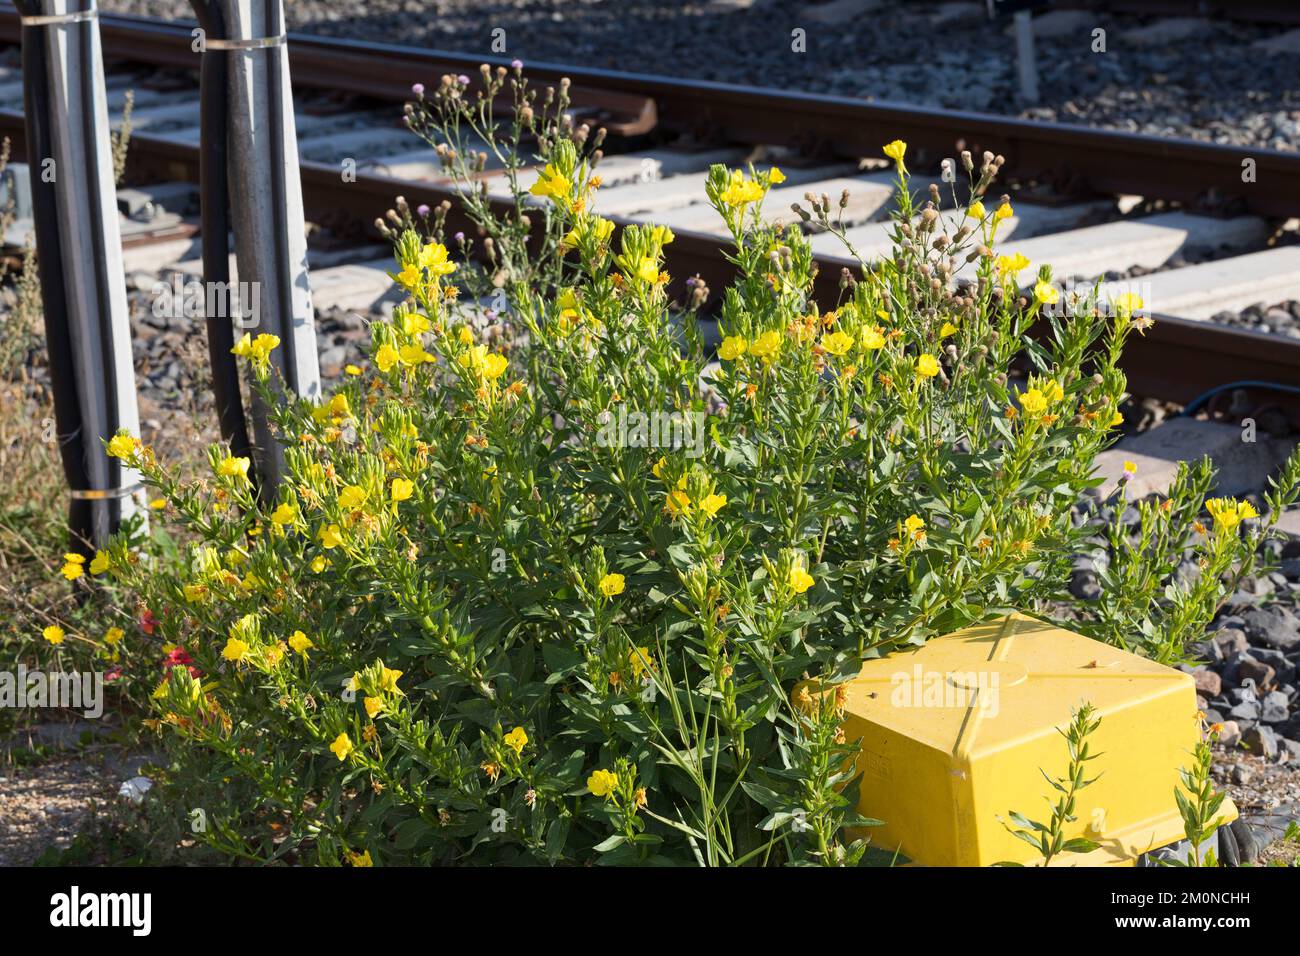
[140,608,158,635]
[162,647,192,670]
[105,667,123,682]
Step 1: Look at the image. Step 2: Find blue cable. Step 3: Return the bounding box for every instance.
[1180,381,1300,417]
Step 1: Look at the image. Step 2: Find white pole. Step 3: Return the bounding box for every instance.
[1014,9,1040,105]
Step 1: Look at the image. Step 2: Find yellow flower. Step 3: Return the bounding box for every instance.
[504,726,528,756]
[598,573,625,598]
[89,550,111,575]
[482,353,508,380]
[788,565,815,595]
[883,139,907,172]
[748,330,782,361]
[217,456,251,481]
[380,666,404,694]
[822,331,853,356]
[915,354,940,378]
[718,336,747,361]
[416,241,457,278]
[699,493,727,517]
[399,343,431,366]
[270,503,297,528]
[149,497,167,511]
[375,344,399,373]
[310,556,328,573]
[328,393,351,418]
[263,642,286,668]
[60,560,84,581]
[364,696,383,719]
[1019,388,1048,415]
[330,732,354,762]
[289,630,313,656]
[1110,410,1124,427]
[1112,291,1144,316]
[996,253,1031,276]
[529,163,573,205]
[338,485,367,511]
[994,202,1014,222]
[106,433,138,459]
[221,637,249,662]
[104,626,124,646]
[939,321,958,338]
[42,624,65,646]
[652,457,666,480]
[346,849,373,867]
[629,647,654,680]
[345,364,361,376]
[390,478,414,502]
[718,169,766,207]
[1206,497,1258,534]
[396,264,423,291]
[861,326,886,350]
[966,200,986,219]
[1123,460,1137,475]
[904,513,927,546]
[1033,280,1060,305]
[587,768,619,798]
[768,166,787,185]
[319,524,344,549]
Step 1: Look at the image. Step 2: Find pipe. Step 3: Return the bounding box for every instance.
[14,0,142,551]
[188,0,255,486]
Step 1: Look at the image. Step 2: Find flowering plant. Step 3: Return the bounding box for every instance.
[94,82,1299,865]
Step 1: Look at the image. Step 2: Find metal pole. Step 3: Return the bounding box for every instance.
[14,0,142,551]
[223,0,318,494]
[1014,10,1040,105]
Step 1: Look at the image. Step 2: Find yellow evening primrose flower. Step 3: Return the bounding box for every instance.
[996,253,1031,276]
[346,849,373,867]
[89,550,111,574]
[289,630,313,656]
[822,331,853,356]
[1019,388,1048,415]
[587,768,619,798]
[310,556,329,573]
[330,732,354,762]
[399,343,431,366]
[883,139,907,172]
[345,364,361,376]
[1123,460,1137,475]
[749,330,782,361]
[861,326,886,350]
[364,696,383,719]
[1112,291,1144,316]
[915,354,940,378]
[939,321,958,338]
[104,626,124,646]
[271,503,297,528]
[148,497,167,511]
[390,478,414,502]
[221,637,249,662]
[319,524,344,549]
[652,457,667,480]
[338,485,367,511]
[966,200,986,219]
[598,573,626,598]
[42,625,65,646]
[699,493,727,517]
[375,344,399,373]
[416,241,457,278]
[904,514,927,545]
[718,336,747,361]
[718,169,766,207]
[106,433,138,459]
[994,202,1014,222]
[379,666,404,695]
[217,455,251,481]
[1110,410,1124,427]
[768,166,787,185]
[504,726,528,756]
[482,353,509,380]
[529,164,572,203]
[1033,280,1060,305]
[395,264,422,291]
[788,565,815,595]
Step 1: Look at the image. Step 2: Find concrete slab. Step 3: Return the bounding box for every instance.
[1253,27,1300,55]
[991,213,1268,282]
[648,173,897,235]
[1092,417,1295,499]
[1125,17,1212,47]
[1094,247,1300,321]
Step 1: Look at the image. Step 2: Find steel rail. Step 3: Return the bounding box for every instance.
[0,11,1298,418]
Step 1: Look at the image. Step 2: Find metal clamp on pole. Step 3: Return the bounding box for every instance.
[13,0,143,552]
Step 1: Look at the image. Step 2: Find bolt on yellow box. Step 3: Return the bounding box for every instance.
[833,613,1235,866]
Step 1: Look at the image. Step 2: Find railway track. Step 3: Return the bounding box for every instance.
[2,10,1300,421]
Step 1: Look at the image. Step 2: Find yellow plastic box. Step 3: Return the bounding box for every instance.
[833,613,1235,866]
